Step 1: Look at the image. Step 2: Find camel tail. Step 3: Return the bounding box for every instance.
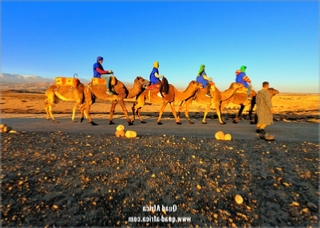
[160,77,169,94]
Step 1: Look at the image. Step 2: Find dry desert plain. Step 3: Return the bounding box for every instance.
[0,89,319,227]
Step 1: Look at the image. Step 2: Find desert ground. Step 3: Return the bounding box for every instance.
[1,89,319,226]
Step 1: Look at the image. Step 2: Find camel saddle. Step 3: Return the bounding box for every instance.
[199,82,215,92]
[235,87,248,94]
[55,77,79,87]
[146,84,160,90]
[145,84,161,102]
[92,78,107,86]
[91,77,117,86]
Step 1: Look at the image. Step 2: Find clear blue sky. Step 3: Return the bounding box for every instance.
[1,0,319,93]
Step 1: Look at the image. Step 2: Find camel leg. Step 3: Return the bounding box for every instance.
[109,100,118,125]
[83,101,98,125]
[184,99,194,124]
[157,100,169,125]
[132,102,145,123]
[45,103,50,120]
[132,97,146,123]
[45,94,57,123]
[117,99,133,126]
[131,103,136,123]
[177,101,184,120]
[219,100,231,124]
[80,104,87,121]
[80,90,98,125]
[202,104,211,124]
[169,102,181,125]
[217,101,226,125]
[71,104,77,123]
[85,102,98,125]
[136,107,145,123]
[48,104,57,123]
[178,99,194,124]
[71,100,81,123]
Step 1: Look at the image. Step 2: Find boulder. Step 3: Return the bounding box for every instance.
[224,134,232,141]
[125,130,137,138]
[0,124,12,133]
[116,124,125,131]
[115,130,125,137]
[215,131,225,140]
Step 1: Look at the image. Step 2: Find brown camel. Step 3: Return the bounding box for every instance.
[45,78,85,123]
[178,82,244,124]
[221,87,279,124]
[80,76,150,125]
[132,79,203,125]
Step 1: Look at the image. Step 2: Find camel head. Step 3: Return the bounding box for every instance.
[269,88,279,97]
[134,76,150,89]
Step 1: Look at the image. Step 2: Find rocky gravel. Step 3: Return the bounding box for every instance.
[1,131,319,227]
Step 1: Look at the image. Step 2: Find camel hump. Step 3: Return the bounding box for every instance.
[55,77,79,87]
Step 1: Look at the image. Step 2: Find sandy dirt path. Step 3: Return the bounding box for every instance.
[1,114,318,142]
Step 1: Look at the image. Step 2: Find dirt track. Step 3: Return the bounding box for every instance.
[1,113,319,142]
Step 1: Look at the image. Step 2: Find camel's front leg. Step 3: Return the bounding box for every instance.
[136,107,145,123]
[45,103,50,120]
[216,101,226,125]
[132,97,146,123]
[201,103,211,124]
[169,102,181,125]
[131,103,136,123]
[184,99,194,124]
[45,94,57,123]
[86,102,97,125]
[46,103,57,123]
[117,99,133,126]
[157,100,169,125]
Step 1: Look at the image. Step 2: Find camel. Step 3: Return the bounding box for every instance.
[45,77,85,123]
[132,79,203,125]
[221,87,279,124]
[80,76,150,126]
[178,82,244,124]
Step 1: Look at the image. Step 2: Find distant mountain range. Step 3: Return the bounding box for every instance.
[0,73,90,92]
[0,73,90,83]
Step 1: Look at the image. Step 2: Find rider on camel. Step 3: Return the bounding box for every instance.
[196,64,213,98]
[235,65,252,100]
[93,56,114,94]
[149,61,166,97]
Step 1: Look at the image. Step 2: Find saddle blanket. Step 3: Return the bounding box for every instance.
[235,87,248,94]
[146,84,160,90]
[91,78,106,86]
[55,77,79,87]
